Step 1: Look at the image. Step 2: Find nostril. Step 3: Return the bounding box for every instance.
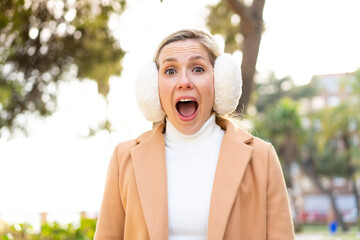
[176,75,194,90]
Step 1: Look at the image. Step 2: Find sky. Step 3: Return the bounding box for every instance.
[1,0,360,225]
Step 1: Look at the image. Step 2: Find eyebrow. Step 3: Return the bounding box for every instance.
[162,57,177,65]
[161,55,207,65]
[190,55,207,61]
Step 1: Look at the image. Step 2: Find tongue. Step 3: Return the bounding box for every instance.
[177,102,197,118]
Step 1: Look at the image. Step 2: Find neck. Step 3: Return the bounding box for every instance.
[164,113,220,147]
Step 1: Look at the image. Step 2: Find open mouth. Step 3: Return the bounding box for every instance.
[175,98,199,120]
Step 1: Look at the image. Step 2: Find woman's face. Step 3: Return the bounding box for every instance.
[158,39,214,135]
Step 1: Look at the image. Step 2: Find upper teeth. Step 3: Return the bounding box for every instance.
[179,99,193,102]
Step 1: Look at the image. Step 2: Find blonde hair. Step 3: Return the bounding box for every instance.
[154,29,221,69]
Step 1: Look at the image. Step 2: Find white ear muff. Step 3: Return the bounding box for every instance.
[135,62,166,122]
[213,54,242,115]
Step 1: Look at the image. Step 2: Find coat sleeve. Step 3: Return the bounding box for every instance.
[94,146,125,240]
[266,144,295,240]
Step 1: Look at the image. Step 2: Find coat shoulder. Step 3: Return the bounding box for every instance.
[233,125,272,150]
[112,129,155,164]
[114,138,137,154]
[233,127,278,166]
[114,129,153,152]
[251,135,272,151]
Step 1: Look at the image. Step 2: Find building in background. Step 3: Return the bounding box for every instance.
[300,73,355,113]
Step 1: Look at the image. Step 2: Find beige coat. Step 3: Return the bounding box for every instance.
[94,118,295,240]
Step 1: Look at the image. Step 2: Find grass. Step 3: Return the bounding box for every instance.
[301,224,358,233]
[295,224,360,240]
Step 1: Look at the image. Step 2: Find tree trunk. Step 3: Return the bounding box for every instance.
[351,176,360,217]
[226,0,265,113]
[282,132,297,187]
[327,188,347,232]
[238,29,262,113]
[301,161,348,232]
[342,134,360,216]
[281,132,301,223]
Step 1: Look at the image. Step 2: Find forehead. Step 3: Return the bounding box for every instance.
[158,39,210,63]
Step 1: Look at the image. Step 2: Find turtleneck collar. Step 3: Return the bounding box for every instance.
[164,113,222,147]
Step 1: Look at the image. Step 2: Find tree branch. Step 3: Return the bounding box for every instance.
[226,0,248,20]
[251,0,265,19]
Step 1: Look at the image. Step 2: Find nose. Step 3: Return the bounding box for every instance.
[176,72,194,90]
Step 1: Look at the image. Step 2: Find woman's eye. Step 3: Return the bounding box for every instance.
[165,68,176,75]
[193,66,204,73]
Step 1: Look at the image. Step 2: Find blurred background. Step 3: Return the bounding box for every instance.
[1,0,360,239]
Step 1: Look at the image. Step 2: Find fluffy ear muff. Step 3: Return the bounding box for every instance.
[135,62,166,122]
[213,54,242,115]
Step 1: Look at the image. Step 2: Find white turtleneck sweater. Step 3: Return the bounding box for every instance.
[164,114,225,240]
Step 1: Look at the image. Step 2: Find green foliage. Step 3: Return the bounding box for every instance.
[311,73,360,177]
[0,223,34,240]
[254,73,296,113]
[253,97,304,187]
[0,217,97,240]
[315,140,349,176]
[251,69,360,186]
[0,0,126,131]
[253,70,360,179]
[254,72,317,114]
[315,105,357,150]
[266,98,301,134]
[207,0,242,53]
[255,97,300,138]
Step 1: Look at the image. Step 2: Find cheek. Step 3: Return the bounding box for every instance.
[158,79,172,109]
[202,77,215,108]
[207,85,215,106]
[202,77,214,98]
[158,78,166,96]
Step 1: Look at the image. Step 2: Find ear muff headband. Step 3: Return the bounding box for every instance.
[135,53,242,122]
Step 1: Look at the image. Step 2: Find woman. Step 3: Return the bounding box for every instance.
[94,29,295,240]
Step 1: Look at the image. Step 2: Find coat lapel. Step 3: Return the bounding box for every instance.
[131,124,169,240]
[207,119,254,240]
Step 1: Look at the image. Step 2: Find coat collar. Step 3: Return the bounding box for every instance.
[131,118,254,240]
